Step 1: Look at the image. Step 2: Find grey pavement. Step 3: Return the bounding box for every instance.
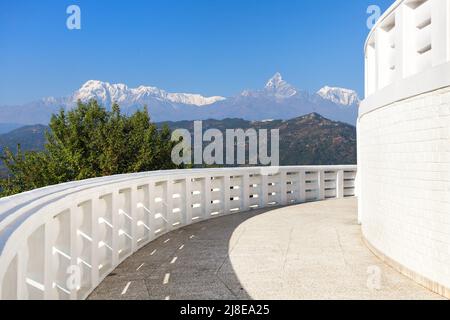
[88,198,444,300]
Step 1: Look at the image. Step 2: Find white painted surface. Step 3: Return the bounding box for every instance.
[0,166,356,300]
[362,0,450,110]
[360,0,450,294]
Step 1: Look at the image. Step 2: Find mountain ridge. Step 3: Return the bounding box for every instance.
[0,73,360,125]
[0,113,356,178]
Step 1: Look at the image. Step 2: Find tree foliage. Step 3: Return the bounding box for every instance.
[0,100,178,197]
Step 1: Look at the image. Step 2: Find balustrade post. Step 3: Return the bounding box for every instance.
[223,175,231,214]
[298,171,306,203]
[448,0,450,62]
[375,29,384,90]
[395,4,406,80]
[318,171,325,201]
[431,0,450,65]
[185,177,193,223]
[279,171,288,206]
[130,188,138,252]
[111,192,120,268]
[44,221,58,300]
[336,170,344,199]
[165,179,174,228]
[69,205,80,300]
[203,176,211,219]
[148,181,156,238]
[365,38,377,97]
[90,197,100,290]
[16,247,28,300]
[242,174,250,212]
[260,175,269,208]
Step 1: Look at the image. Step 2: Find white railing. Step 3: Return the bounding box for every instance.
[363,0,450,111]
[0,166,357,300]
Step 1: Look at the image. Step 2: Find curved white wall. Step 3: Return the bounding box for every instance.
[0,166,357,300]
[359,0,450,298]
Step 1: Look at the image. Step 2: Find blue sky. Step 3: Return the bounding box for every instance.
[0,0,393,105]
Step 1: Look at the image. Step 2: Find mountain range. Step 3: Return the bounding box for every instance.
[0,73,359,126]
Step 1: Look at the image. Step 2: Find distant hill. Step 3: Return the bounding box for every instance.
[0,113,356,178]
[0,123,23,135]
[0,125,48,154]
[161,113,356,166]
[0,125,48,177]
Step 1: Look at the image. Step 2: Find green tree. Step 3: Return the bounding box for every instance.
[0,100,179,197]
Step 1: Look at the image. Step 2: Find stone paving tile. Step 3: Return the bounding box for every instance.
[89,278,149,300]
[145,273,237,300]
[88,198,445,300]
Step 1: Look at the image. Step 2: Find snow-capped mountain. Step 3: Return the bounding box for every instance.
[317,86,360,106]
[241,73,298,99]
[72,80,225,107]
[263,72,298,98]
[0,73,360,125]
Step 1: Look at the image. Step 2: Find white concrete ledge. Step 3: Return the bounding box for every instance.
[360,61,450,117]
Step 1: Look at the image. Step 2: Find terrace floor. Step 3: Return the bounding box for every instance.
[89,198,443,300]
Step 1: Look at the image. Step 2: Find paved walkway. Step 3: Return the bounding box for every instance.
[89,198,443,300]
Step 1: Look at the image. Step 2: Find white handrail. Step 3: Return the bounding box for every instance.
[362,0,450,113]
[0,165,356,300]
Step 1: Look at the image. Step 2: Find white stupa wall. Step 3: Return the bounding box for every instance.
[359,0,450,298]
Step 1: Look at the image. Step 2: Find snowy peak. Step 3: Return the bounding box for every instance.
[265,72,284,89]
[72,80,226,107]
[74,80,132,105]
[264,72,297,98]
[317,86,360,106]
[166,92,226,106]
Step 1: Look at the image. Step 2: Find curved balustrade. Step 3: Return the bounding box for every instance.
[362,0,450,115]
[0,166,357,300]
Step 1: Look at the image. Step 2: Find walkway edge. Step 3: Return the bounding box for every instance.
[362,236,450,299]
